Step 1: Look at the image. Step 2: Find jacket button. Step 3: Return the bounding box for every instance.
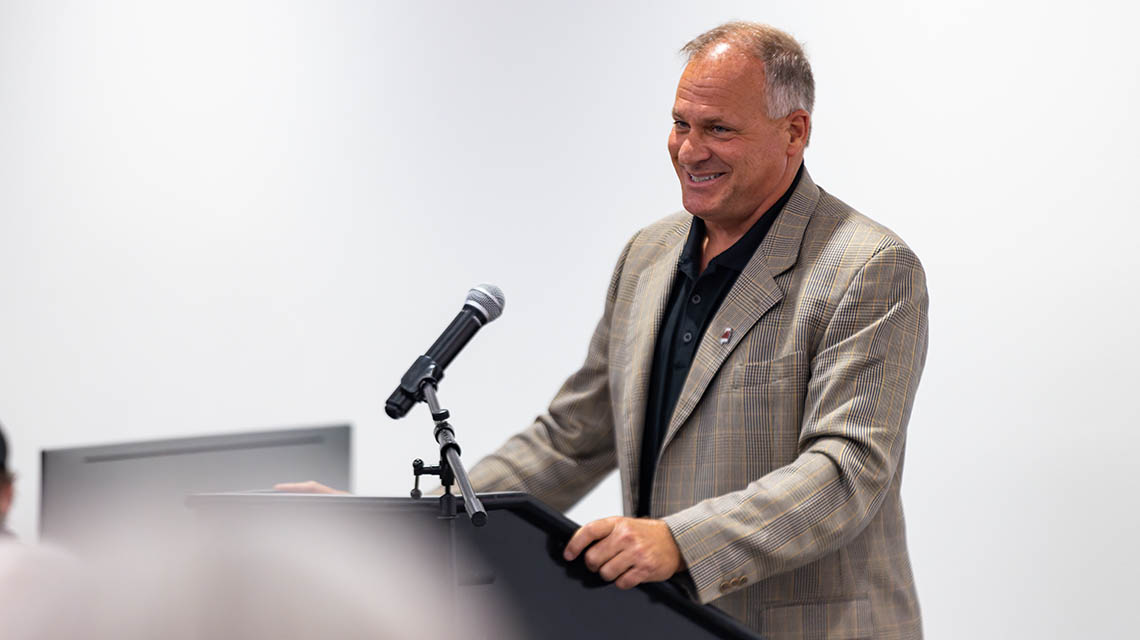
[739,576,749,586]
[719,581,731,593]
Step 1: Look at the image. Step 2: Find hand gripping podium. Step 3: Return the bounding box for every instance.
[187,491,760,639]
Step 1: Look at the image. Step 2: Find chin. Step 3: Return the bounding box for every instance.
[681,198,718,218]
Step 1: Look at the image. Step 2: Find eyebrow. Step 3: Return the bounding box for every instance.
[673,112,731,126]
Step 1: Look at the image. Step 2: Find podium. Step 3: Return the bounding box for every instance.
[187,491,759,639]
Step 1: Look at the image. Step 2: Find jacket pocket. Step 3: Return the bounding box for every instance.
[732,350,809,389]
[760,596,873,640]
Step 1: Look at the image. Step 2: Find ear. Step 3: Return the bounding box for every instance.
[785,109,811,153]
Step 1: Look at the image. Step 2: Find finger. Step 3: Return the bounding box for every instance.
[273,480,345,494]
[583,530,625,572]
[614,565,649,590]
[273,481,314,492]
[597,548,637,583]
[563,517,617,561]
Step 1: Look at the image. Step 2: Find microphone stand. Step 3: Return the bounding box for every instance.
[404,357,488,527]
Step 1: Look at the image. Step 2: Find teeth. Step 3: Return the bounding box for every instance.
[690,173,721,183]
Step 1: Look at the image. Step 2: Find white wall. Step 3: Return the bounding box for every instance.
[1,1,1137,637]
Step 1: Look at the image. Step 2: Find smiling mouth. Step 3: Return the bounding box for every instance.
[688,172,725,184]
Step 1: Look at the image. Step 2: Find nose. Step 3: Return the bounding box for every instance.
[676,131,710,167]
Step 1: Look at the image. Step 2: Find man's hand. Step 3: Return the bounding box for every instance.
[273,481,348,495]
[563,516,684,589]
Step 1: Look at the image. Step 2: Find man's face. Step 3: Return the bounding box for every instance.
[668,47,799,227]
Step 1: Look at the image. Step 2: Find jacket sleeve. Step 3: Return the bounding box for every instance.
[465,235,637,512]
[662,243,929,604]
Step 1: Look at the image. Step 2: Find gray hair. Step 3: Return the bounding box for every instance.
[681,21,815,119]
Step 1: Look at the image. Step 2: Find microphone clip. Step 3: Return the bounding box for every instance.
[386,355,445,419]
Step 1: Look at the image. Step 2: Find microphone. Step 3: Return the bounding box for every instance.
[385,284,506,419]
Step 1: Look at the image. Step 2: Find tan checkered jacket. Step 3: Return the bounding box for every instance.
[468,170,927,640]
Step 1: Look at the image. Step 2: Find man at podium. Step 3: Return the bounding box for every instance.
[282,20,927,640]
[462,21,928,640]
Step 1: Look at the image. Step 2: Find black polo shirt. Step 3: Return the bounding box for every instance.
[636,165,803,517]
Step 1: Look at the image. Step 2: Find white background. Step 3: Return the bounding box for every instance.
[2,1,1138,637]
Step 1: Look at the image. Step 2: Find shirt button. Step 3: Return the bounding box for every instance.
[682,331,693,343]
[690,294,702,304]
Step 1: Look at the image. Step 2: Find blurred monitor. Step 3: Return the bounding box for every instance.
[40,424,350,550]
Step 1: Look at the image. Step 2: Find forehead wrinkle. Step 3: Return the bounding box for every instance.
[673,105,731,128]
[673,80,763,126]
[677,81,747,103]
[678,49,766,103]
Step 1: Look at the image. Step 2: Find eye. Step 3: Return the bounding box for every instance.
[673,120,690,131]
[711,125,732,134]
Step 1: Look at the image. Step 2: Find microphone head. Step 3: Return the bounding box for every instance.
[465,284,505,323]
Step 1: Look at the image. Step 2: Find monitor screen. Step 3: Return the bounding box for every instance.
[40,424,351,551]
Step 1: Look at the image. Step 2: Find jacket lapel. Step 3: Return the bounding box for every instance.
[621,220,688,511]
[658,170,820,454]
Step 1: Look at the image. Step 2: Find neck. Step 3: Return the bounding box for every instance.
[699,158,801,271]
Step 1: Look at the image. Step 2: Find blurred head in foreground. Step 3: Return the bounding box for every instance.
[0,503,523,639]
[0,422,13,537]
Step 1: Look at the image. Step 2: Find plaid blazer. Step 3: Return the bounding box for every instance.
[468,170,928,640]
